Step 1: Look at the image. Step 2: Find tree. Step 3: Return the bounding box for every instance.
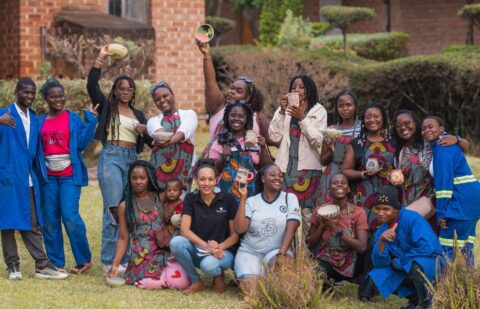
[458,2,480,45]
[259,0,303,46]
[320,5,376,57]
[230,0,263,39]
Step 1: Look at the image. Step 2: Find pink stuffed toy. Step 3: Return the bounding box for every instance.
[135,261,190,290]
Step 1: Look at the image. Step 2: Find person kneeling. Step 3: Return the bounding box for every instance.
[306,173,368,286]
[233,164,301,298]
[359,186,442,309]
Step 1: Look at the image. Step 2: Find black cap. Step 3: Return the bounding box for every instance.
[373,186,400,209]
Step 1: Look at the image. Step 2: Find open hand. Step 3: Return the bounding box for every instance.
[437,135,457,147]
[84,104,99,117]
[99,44,114,59]
[0,108,15,128]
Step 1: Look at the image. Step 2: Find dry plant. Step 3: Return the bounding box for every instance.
[221,50,348,119]
[425,237,480,309]
[245,250,335,309]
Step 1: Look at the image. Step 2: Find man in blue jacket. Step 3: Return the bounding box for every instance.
[0,78,67,280]
[358,186,442,309]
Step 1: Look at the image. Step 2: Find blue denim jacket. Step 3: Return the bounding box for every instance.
[39,110,97,186]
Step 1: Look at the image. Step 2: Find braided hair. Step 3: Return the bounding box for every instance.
[358,102,390,146]
[123,160,161,232]
[245,84,264,113]
[333,90,358,124]
[288,75,319,114]
[40,76,64,98]
[391,110,424,161]
[223,100,254,133]
[254,163,278,194]
[107,75,137,141]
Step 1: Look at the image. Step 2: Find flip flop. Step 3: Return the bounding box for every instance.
[70,261,93,275]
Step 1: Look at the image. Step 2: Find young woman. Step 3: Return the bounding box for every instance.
[307,173,368,283]
[422,116,480,268]
[269,75,327,243]
[195,40,271,145]
[209,101,271,200]
[147,81,198,191]
[108,161,171,287]
[318,90,362,205]
[342,103,395,230]
[234,164,300,297]
[87,45,152,272]
[38,77,97,274]
[169,159,239,294]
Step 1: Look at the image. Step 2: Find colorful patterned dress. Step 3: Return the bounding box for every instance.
[124,194,169,284]
[351,138,395,229]
[317,122,361,205]
[150,113,194,191]
[284,120,322,209]
[396,146,433,205]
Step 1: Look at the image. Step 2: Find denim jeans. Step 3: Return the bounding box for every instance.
[98,144,137,265]
[170,236,234,282]
[41,176,91,268]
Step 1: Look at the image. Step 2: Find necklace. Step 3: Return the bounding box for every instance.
[118,105,131,112]
[135,194,155,213]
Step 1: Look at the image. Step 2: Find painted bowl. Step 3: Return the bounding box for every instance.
[151,131,174,142]
[320,129,342,139]
[106,276,126,287]
[316,204,340,219]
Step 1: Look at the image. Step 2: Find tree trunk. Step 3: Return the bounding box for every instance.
[242,8,260,40]
[466,0,474,44]
[383,0,391,32]
[342,29,347,57]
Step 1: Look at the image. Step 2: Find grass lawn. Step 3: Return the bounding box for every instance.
[1,131,479,308]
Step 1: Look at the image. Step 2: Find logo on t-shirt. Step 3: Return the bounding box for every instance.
[260,218,277,237]
[216,207,227,214]
[279,205,287,213]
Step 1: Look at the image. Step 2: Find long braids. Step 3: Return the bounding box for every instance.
[107,75,137,141]
[123,160,161,232]
[391,110,423,161]
[289,75,319,114]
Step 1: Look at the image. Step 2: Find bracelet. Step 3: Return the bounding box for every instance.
[96,57,105,64]
[361,171,367,179]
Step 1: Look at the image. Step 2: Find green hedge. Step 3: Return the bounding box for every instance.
[311,32,409,61]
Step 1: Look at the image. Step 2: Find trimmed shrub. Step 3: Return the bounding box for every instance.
[277,10,313,49]
[311,22,332,37]
[205,16,236,46]
[458,3,480,18]
[311,32,409,61]
[444,44,480,53]
[320,5,376,56]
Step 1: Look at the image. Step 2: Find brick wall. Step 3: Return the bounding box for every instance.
[150,0,205,113]
[0,0,21,79]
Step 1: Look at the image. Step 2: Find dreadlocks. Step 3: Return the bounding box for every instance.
[123,160,161,232]
[107,75,137,141]
[288,75,319,114]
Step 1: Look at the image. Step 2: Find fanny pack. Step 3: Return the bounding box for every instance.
[45,154,71,172]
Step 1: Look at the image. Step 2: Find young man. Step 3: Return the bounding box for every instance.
[0,77,68,280]
[358,186,442,309]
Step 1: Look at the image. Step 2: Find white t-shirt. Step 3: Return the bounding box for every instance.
[14,102,33,186]
[238,192,300,255]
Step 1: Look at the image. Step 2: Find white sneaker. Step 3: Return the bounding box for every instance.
[8,270,22,280]
[103,264,127,275]
[34,266,68,279]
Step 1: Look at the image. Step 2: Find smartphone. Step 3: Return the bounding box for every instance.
[287,92,300,107]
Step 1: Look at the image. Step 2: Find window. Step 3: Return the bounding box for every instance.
[109,0,149,24]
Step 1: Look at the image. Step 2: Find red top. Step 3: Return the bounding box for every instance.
[40,110,73,176]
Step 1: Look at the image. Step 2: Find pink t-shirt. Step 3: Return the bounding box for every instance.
[208,137,260,165]
[40,110,73,176]
[209,106,260,138]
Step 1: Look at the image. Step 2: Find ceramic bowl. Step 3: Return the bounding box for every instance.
[316,204,340,219]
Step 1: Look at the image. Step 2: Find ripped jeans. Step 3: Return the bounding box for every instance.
[98,143,137,265]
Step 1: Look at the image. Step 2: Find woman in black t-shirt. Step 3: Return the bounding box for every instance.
[170,159,239,295]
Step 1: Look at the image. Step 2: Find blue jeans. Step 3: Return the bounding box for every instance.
[98,144,137,265]
[170,236,234,282]
[41,176,91,268]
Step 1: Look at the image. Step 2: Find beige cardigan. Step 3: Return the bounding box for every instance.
[269,103,327,172]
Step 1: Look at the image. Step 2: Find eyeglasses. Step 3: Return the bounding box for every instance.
[116,87,134,94]
[236,76,254,84]
[149,81,170,94]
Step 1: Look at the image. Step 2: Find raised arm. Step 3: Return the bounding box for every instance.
[196,41,225,115]
[233,183,250,234]
[86,45,113,115]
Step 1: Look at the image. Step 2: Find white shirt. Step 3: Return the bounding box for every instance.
[14,102,33,186]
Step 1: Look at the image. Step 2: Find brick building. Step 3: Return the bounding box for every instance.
[0,0,205,111]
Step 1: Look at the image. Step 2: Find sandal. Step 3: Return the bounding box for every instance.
[70,261,93,275]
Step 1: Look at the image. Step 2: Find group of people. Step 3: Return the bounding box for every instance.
[0,40,479,308]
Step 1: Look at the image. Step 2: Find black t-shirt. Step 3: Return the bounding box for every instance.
[182,191,238,248]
